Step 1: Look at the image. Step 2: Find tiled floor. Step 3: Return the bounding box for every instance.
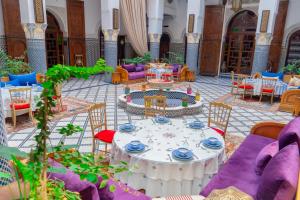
[7,75,295,153]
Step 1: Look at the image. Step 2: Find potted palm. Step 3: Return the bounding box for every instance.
[282,60,300,83]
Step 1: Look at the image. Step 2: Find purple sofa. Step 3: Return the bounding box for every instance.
[122,64,146,80]
[48,159,151,200]
[200,117,300,200]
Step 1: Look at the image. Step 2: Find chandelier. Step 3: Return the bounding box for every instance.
[232,0,242,12]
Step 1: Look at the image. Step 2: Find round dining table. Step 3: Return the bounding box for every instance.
[110,118,225,197]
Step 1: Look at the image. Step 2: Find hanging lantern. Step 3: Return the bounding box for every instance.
[232,0,242,12]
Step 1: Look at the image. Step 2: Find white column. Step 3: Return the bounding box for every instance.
[147,0,164,61]
[185,0,205,73]
[252,0,280,74]
[19,0,48,73]
[101,0,119,82]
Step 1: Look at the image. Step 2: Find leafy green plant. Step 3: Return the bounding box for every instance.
[282,60,300,75]
[161,52,184,65]
[123,52,152,64]
[0,50,32,77]
[0,58,126,199]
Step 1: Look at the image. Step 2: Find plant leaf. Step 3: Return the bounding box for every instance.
[86,173,98,184]
[99,180,108,189]
[109,185,116,192]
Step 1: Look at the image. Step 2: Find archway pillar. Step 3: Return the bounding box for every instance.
[19,0,48,73]
[149,33,161,61]
[103,29,119,82]
[101,0,119,82]
[186,0,205,73]
[251,0,280,74]
[186,33,201,73]
[147,0,164,61]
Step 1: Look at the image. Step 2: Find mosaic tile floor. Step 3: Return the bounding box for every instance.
[7,75,295,153]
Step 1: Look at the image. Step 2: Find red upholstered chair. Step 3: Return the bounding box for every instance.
[9,87,34,128]
[145,72,156,80]
[208,102,232,138]
[235,74,254,99]
[88,103,116,154]
[259,77,277,104]
[161,73,172,81]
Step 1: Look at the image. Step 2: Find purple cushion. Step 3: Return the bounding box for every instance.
[278,117,300,150]
[97,177,151,200]
[48,159,100,200]
[128,72,145,80]
[135,64,145,72]
[172,64,181,72]
[256,142,299,200]
[122,64,136,72]
[200,134,275,198]
[255,141,279,176]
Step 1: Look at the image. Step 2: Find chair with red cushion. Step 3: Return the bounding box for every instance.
[235,74,254,99]
[53,84,63,112]
[9,87,34,128]
[145,72,156,80]
[259,77,277,104]
[88,103,116,154]
[208,102,232,138]
[230,71,239,94]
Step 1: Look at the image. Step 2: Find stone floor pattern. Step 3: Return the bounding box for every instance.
[7,75,294,153]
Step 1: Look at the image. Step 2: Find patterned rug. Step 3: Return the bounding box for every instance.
[216,93,280,112]
[225,134,244,159]
[5,97,94,134]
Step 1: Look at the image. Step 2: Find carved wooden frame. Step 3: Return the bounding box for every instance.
[113,8,119,30]
[34,0,44,23]
[188,14,195,33]
[260,10,270,33]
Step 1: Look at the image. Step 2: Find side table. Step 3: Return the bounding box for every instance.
[186,70,196,82]
[112,72,121,84]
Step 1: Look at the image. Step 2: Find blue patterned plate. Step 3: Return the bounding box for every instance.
[202,137,223,149]
[188,120,204,129]
[172,148,193,161]
[119,123,136,132]
[155,116,170,124]
[125,140,145,153]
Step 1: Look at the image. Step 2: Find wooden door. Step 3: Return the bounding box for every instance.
[268,1,288,72]
[67,0,86,66]
[286,30,300,64]
[200,5,224,76]
[1,0,26,58]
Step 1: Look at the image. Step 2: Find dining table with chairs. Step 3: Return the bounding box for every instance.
[110,118,226,197]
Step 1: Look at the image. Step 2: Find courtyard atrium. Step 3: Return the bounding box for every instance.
[0,0,300,199]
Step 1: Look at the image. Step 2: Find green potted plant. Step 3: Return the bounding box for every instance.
[282,60,300,82]
[123,52,152,64]
[0,59,126,199]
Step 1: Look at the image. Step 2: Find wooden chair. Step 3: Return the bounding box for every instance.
[53,84,63,112]
[75,54,84,67]
[236,74,254,99]
[230,71,239,94]
[9,87,34,128]
[259,77,278,104]
[208,102,232,138]
[88,103,116,154]
[144,95,167,117]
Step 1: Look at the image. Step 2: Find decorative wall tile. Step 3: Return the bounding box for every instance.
[86,38,100,66]
[169,43,185,56]
[186,43,199,73]
[252,45,270,73]
[150,42,160,60]
[26,38,47,73]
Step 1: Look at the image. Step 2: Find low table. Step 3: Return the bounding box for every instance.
[148,79,174,89]
[111,118,225,197]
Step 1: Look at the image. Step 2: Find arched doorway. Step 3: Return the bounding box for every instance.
[160,33,170,59]
[99,29,104,58]
[223,10,257,74]
[286,30,300,64]
[45,11,64,68]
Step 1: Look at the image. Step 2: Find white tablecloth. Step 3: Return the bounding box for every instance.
[149,63,172,79]
[111,119,225,197]
[244,78,288,96]
[1,87,42,118]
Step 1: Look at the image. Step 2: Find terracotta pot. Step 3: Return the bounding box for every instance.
[1,76,9,82]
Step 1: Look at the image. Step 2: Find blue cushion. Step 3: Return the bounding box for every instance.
[261,72,284,80]
[0,79,20,87]
[8,72,37,86]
